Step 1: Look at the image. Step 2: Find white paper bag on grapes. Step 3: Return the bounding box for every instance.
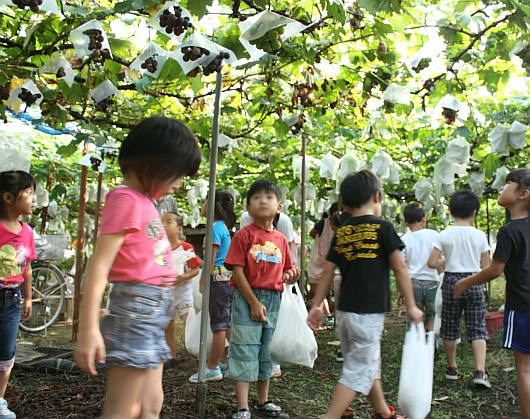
[414,178,433,204]
[278,184,289,204]
[39,55,75,87]
[130,42,169,79]
[336,151,359,192]
[446,137,470,166]
[193,179,208,201]
[389,160,401,184]
[218,133,239,152]
[467,171,486,197]
[292,155,311,183]
[320,153,340,180]
[89,79,123,104]
[171,32,235,76]
[370,149,393,180]
[433,156,455,185]
[78,153,107,173]
[437,94,462,111]
[492,166,510,192]
[0,0,59,15]
[239,10,307,60]
[382,83,410,105]
[7,80,43,113]
[489,123,509,156]
[508,120,530,149]
[282,111,302,127]
[508,39,529,61]
[70,20,112,59]
[148,1,196,43]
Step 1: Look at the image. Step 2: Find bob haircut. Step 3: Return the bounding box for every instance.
[449,189,480,219]
[246,179,282,205]
[0,170,36,218]
[340,170,382,209]
[118,116,201,196]
[403,202,425,224]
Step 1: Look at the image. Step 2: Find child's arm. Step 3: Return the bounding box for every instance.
[232,265,267,322]
[21,263,33,321]
[75,233,125,375]
[307,261,336,331]
[454,258,505,298]
[480,250,490,269]
[389,249,423,324]
[175,266,200,286]
[427,247,442,270]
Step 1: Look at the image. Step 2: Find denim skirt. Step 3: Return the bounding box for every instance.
[0,288,21,361]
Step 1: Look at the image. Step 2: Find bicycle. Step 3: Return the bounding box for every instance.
[19,260,67,333]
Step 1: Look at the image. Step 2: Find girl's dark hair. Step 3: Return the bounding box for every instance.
[403,202,425,224]
[340,170,383,209]
[118,116,201,196]
[449,189,480,218]
[214,190,236,230]
[330,211,342,228]
[0,170,37,218]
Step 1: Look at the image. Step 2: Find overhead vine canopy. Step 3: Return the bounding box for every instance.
[1,0,530,229]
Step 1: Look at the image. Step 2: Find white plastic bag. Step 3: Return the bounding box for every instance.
[191,269,202,310]
[185,306,213,358]
[398,322,434,419]
[270,283,318,368]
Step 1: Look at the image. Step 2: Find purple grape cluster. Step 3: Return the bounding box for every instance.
[56,67,66,78]
[182,46,210,62]
[159,6,192,36]
[141,56,158,73]
[84,29,105,58]
[203,52,230,76]
[95,96,115,118]
[89,156,102,171]
[18,88,41,106]
[12,0,43,13]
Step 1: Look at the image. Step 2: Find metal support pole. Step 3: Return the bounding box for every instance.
[300,135,307,272]
[195,71,223,415]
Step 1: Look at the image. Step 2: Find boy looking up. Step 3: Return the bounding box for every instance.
[307,170,423,419]
[224,179,301,419]
[427,189,491,388]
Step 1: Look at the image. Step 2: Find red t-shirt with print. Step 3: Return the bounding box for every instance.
[225,223,292,292]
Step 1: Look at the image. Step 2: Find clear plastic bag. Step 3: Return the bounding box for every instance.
[70,20,112,59]
[489,124,509,156]
[398,322,434,419]
[89,79,123,104]
[382,84,410,105]
[320,153,340,180]
[39,55,75,87]
[239,10,307,60]
[508,120,529,149]
[191,269,202,310]
[129,42,169,79]
[7,80,43,113]
[148,1,196,43]
[0,0,59,14]
[270,283,318,368]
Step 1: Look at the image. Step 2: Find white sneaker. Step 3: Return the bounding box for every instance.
[0,398,16,419]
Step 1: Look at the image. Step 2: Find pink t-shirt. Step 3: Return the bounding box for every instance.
[99,187,175,286]
[0,221,37,289]
[225,223,292,292]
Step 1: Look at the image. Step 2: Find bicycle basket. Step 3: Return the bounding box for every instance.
[35,235,68,260]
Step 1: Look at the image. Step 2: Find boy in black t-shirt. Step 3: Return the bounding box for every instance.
[307,170,423,419]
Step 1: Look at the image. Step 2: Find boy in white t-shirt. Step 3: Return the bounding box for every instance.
[427,190,491,388]
[399,202,441,331]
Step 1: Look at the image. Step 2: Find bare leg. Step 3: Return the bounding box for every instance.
[426,319,434,332]
[221,327,231,364]
[235,381,250,411]
[0,370,11,399]
[139,363,164,419]
[514,350,530,419]
[322,383,357,419]
[164,319,176,359]
[208,330,227,370]
[471,339,486,372]
[367,379,392,417]
[103,367,152,419]
[443,339,457,367]
[256,379,270,405]
[181,312,188,324]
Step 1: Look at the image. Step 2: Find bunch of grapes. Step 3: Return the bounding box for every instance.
[11,0,43,13]
[349,8,364,32]
[18,88,41,106]
[56,67,66,78]
[102,151,117,164]
[95,96,115,118]
[141,55,158,73]
[84,29,105,58]
[159,6,192,36]
[412,57,432,72]
[89,156,102,171]
[181,46,210,62]
[203,52,230,76]
[442,107,458,125]
[383,100,395,113]
[516,45,530,75]
[249,26,285,53]
[186,67,201,77]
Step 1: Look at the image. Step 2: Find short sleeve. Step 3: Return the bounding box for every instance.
[493,227,511,263]
[212,222,226,246]
[432,232,443,251]
[479,231,490,254]
[100,190,141,235]
[240,212,251,229]
[224,229,248,271]
[326,234,340,265]
[380,221,404,255]
[182,242,202,268]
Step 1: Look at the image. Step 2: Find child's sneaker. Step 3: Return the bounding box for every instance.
[233,409,251,419]
[0,398,16,419]
[188,366,223,383]
[445,366,459,380]
[336,351,344,362]
[220,362,228,373]
[473,370,491,388]
[251,400,287,418]
[370,405,407,419]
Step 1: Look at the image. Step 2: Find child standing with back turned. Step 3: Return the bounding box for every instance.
[74,115,201,419]
[307,170,423,419]
[427,189,491,388]
[0,170,37,419]
[455,168,530,419]
[224,179,301,419]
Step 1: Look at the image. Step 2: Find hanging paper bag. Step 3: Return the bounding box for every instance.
[270,283,318,368]
[508,121,530,150]
[489,124,509,156]
[185,307,213,358]
[130,42,169,79]
[320,153,340,180]
[39,55,75,87]
[398,322,435,419]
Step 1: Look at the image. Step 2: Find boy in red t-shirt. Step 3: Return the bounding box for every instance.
[224,179,301,419]
[162,211,202,366]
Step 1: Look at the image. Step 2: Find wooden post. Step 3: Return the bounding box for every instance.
[93,172,103,248]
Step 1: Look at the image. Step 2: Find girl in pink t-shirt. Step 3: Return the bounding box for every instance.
[0,170,37,419]
[75,116,201,419]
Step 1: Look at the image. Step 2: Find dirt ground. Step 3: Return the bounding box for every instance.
[6,305,522,419]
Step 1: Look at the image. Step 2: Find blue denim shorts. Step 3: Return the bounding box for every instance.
[0,288,21,361]
[225,289,280,382]
[209,278,235,332]
[101,282,174,369]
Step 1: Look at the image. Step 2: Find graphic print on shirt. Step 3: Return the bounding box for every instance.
[250,241,283,264]
[0,240,30,284]
[334,223,381,261]
[145,217,171,267]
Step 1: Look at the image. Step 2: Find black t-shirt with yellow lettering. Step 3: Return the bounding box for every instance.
[327,215,404,314]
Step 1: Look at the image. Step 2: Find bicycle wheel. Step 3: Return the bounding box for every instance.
[19,262,66,333]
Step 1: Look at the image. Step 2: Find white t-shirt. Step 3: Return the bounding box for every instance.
[401,228,439,282]
[432,226,490,273]
[240,211,294,243]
